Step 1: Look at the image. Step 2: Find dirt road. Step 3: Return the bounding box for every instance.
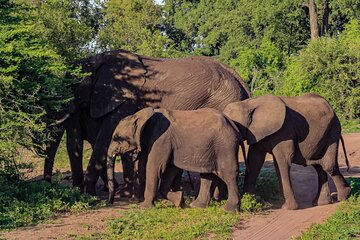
[233,133,360,239]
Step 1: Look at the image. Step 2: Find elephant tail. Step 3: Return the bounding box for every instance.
[340,135,350,172]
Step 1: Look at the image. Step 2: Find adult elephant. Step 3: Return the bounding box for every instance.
[43,49,250,195]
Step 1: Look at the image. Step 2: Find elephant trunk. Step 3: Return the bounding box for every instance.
[43,127,65,182]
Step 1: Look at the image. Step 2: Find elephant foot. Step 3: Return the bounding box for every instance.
[312,194,332,206]
[140,201,154,209]
[281,200,299,210]
[222,202,239,212]
[190,199,208,209]
[337,186,351,201]
[167,191,184,208]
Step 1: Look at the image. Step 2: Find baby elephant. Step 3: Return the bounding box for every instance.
[224,94,351,210]
[107,107,243,211]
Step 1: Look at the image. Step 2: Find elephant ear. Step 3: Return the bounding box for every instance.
[90,51,147,118]
[133,107,155,151]
[246,95,286,145]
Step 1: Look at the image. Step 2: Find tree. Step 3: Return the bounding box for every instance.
[98,0,180,57]
[309,0,320,39]
[0,0,93,175]
[279,20,360,120]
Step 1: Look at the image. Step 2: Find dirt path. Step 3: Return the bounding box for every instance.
[233,133,360,240]
[2,133,359,240]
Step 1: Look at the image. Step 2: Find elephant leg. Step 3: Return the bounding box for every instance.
[43,126,65,182]
[141,143,171,208]
[190,174,213,208]
[273,159,284,197]
[218,163,240,212]
[244,144,267,194]
[212,178,228,201]
[159,165,184,207]
[118,153,134,198]
[321,142,351,201]
[273,140,298,210]
[312,165,331,206]
[133,153,147,201]
[66,123,84,188]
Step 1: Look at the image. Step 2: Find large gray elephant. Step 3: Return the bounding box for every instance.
[106,107,244,211]
[223,94,351,210]
[44,49,250,195]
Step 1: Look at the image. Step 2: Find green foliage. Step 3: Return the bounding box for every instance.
[279,20,360,120]
[240,193,264,213]
[0,0,71,172]
[239,167,281,202]
[0,179,101,230]
[98,0,182,57]
[78,201,241,240]
[298,178,360,240]
[342,119,360,133]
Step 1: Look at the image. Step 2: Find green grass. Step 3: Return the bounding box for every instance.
[297,178,360,240]
[74,192,267,240]
[0,178,103,230]
[75,200,244,240]
[341,119,360,133]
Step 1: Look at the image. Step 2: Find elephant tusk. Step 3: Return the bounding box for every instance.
[49,113,70,127]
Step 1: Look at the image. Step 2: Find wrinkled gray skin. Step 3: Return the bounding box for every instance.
[44,50,250,195]
[107,107,244,212]
[223,94,351,210]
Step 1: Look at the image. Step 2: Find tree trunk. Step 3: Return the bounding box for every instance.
[309,0,319,39]
[321,0,330,36]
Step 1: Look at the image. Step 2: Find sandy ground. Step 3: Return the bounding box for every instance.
[1,133,359,240]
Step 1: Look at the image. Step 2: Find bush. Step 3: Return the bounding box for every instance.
[0,179,101,230]
[279,20,360,121]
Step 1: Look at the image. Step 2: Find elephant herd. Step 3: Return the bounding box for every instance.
[44,50,351,211]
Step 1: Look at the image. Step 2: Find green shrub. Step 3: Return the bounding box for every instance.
[279,20,360,121]
[0,179,101,230]
[240,193,263,213]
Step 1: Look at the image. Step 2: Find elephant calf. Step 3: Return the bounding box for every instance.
[106,107,244,211]
[224,93,351,210]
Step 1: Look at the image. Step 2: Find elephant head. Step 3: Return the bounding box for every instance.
[108,107,155,157]
[223,95,286,145]
[69,50,147,119]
